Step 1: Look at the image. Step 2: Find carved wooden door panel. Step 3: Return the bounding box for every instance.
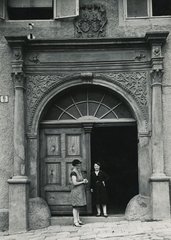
[40,127,91,215]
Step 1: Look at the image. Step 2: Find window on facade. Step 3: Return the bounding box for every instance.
[152,0,171,16]
[6,0,79,20]
[7,0,53,20]
[127,0,171,18]
[127,0,148,17]
[0,0,5,19]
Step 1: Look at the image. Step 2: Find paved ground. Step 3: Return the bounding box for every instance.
[1,219,171,240]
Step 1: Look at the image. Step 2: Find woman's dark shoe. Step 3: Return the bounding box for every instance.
[96,213,101,217]
[103,213,108,218]
[78,220,85,225]
[74,222,82,227]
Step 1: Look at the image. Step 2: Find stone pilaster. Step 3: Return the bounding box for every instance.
[7,45,30,233]
[149,41,170,220]
[13,72,26,176]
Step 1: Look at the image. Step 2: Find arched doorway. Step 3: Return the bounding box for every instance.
[39,85,138,216]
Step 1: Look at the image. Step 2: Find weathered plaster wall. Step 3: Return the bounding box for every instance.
[0,0,170,230]
[0,41,13,230]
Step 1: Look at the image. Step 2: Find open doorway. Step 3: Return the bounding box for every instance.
[91,126,139,215]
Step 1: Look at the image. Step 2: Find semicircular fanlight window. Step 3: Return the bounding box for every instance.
[43,86,134,121]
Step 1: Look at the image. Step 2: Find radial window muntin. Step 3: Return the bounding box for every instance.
[43,86,134,121]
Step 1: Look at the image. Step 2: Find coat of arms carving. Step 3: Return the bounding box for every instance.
[74,4,107,38]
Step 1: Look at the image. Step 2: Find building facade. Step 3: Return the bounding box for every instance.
[0,0,171,233]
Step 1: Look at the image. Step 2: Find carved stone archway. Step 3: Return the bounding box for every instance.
[5,32,170,233]
[27,74,149,204]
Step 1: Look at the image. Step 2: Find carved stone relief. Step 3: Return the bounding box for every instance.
[13,49,21,60]
[26,72,148,130]
[29,54,39,64]
[152,46,161,57]
[26,74,66,127]
[97,72,148,125]
[74,4,107,38]
[135,51,146,61]
[99,72,147,106]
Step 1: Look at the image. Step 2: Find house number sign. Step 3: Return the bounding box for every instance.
[0,95,9,103]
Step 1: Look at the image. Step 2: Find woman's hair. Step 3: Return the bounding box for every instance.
[72,159,82,166]
[94,162,101,167]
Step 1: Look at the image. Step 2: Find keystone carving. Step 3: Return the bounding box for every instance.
[81,72,93,83]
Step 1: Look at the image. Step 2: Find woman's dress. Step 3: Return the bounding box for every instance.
[91,170,109,205]
[70,170,87,207]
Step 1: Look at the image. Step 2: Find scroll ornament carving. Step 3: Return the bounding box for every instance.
[99,72,147,107]
[97,72,148,125]
[27,74,66,126]
[74,4,107,38]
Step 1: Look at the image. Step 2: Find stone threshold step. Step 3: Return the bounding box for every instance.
[51,214,125,225]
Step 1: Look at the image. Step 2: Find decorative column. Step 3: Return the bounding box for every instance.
[148,32,170,220]
[7,44,30,233]
[83,123,93,214]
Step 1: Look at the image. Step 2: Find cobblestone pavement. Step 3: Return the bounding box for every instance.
[1,220,171,240]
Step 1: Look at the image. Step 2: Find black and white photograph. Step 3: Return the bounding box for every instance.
[0,0,171,239]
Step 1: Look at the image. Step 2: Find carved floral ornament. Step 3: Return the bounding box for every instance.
[29,54,39,64]
[74,4,107,38]
[26,72,148,129]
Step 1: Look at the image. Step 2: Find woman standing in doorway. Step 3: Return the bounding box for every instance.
[91,162,109,217]
[70,159,88,227]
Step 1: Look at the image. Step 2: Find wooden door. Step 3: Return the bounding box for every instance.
[40,127,92,215]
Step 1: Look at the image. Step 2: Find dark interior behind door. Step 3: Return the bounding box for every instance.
[91,126,139,214]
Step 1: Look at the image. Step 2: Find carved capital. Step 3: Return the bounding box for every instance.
[12,72,26,90]
[150,69,164,86]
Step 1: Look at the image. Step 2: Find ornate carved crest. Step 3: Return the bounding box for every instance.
[74,4,107,38]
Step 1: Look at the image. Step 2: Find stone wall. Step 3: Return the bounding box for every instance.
[0,0,170,230]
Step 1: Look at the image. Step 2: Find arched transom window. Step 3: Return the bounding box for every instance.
[43,86,134,122]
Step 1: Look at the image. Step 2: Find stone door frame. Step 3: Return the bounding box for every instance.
[5,32,170,233]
